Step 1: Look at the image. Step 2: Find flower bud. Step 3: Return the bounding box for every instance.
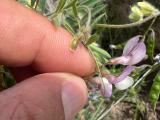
[138,1,159,16]
[129,5,143,21]
[101,77,112,98]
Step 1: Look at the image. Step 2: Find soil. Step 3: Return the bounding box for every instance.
[105,101,158,120]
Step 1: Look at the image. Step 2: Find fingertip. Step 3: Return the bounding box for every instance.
[0,0,95,76]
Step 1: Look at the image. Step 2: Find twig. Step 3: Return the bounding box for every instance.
[96,12,160,29]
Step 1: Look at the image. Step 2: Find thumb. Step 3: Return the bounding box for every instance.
[0,73,87,120]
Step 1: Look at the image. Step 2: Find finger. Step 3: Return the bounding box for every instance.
[0,73,87,120]
[0,0,95,76]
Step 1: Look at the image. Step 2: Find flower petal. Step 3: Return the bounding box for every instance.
[101,77,112,98]
[110,56,131,65]
[115,76,134,90]
[127,41,146,65]
[115,66,135,83]
[123,35,141,56]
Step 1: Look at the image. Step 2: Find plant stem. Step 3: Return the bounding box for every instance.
[132,62,159,88]
[96,12,160,29]
[90,99,104,120]
[141,17,157,41]
[88,47,106,97]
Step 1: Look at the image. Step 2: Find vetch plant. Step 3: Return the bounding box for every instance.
[10,0,160,119]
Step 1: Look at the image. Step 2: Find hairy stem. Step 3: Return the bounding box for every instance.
[96,12,160,29]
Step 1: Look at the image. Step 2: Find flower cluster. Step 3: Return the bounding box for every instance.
[129,1,159,22]
[93,35,146,98]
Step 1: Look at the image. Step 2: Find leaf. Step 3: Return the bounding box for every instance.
[31,0,36,7]
[85,34,99,46]
[64,0,77,9]
[93,52,109,64]
[79,0,102,7]
[92,4,106,17]
[72,1,78,18]
[91,13,105,27]
[88,44,111,59]
[39,0,46,13]
[54,0,67,14]
[17,0,30,6]
[63,20,75,35]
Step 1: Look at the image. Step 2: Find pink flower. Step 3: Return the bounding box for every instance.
[104,66,135,84]
[99,66,135,98]
[101,77,113,98]
[90,77,112,98]
[91,66,135,98]
[91,35,146,98]
[110,35,146,65]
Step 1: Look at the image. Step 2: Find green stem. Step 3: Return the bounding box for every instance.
[88,47,102,78]
[96,12,160,29]
[88,47,106,96]
[132,62,159,88]
[141,17,157,41]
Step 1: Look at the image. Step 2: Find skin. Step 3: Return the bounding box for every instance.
[0,0,95,120]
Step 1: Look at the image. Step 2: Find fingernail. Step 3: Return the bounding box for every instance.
[61,82,85,120]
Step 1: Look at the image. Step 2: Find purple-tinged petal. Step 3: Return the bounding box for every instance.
[127,41,146,65]
[101,77,112,98]
[109,35,146,65]
[110,56,131,65]
[104,74,116,84]
[115,66,135,83]
[123,35,141,56]
[104,66,135,84]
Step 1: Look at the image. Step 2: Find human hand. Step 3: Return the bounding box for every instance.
[0,0,95,120]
